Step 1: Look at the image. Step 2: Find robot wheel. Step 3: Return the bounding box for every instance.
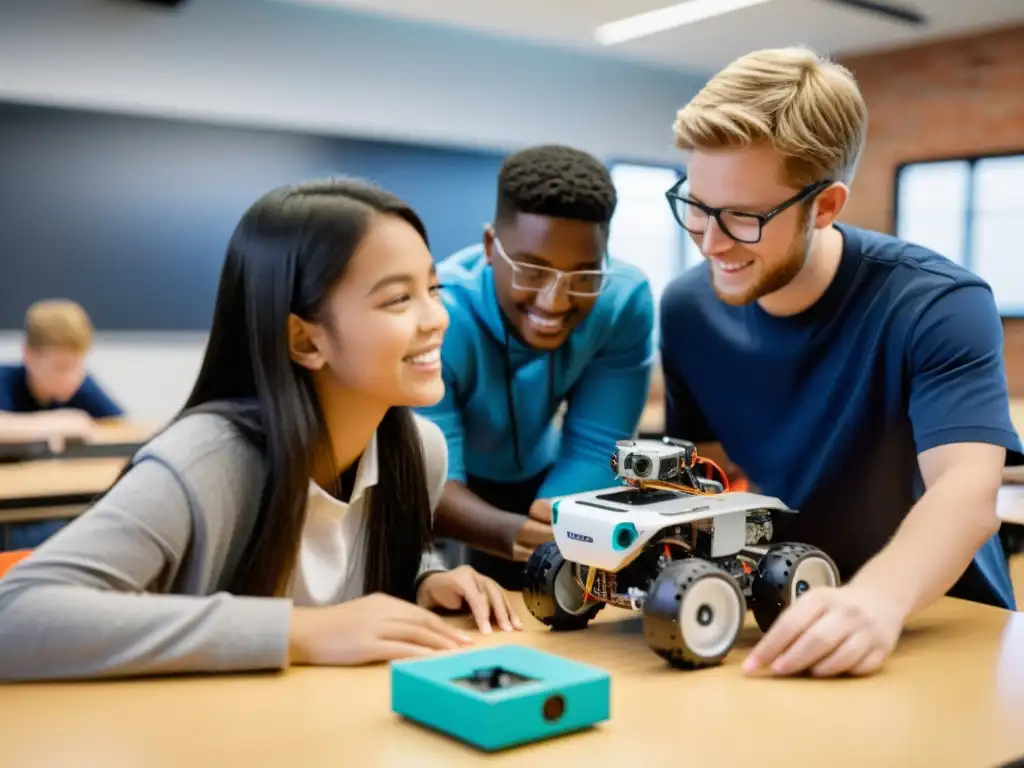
[750,542,840,633]
[642,558,746,670]
[522,542,605,631]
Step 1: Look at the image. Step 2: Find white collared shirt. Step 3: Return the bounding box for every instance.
[286,432,449,607]
[287,434,380,607]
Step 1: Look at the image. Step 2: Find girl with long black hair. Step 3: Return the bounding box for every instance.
[0,178,520,681]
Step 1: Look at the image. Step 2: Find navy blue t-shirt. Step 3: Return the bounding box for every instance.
[0,364,123,419]
[660,223,1022,610]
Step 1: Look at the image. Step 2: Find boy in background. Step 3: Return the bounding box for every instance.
[0,299,124,548]
[418,144,656,590]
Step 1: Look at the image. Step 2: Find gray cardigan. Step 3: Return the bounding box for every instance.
[0,411,449,681]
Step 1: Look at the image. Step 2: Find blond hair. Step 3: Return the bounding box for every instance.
[672,46,867,188]
[24,299,94,352]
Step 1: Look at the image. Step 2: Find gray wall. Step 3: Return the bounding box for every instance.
[0,0,706,331]
[0,102,505,330]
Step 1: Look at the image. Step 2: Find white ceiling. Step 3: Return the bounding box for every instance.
[284,0,1024,72]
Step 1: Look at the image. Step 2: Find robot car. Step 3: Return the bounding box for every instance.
[522,437,840,669]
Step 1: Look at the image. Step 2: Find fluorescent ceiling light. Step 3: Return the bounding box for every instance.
[595,0,773,45]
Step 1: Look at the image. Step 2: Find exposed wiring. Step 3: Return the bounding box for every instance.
[659,537,691,552]
[567,447,744,608]
[695,455,730,491]
[574,564,600,603]
[626,478,714,496]
[584,563,597,596]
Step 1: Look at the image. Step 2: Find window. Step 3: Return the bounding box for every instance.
[971,155,1024,316]
[894,160,970,267]
[895,152,1024,317]
[608,163,699,315]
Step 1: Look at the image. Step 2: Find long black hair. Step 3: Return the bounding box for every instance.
[180,178,435,600]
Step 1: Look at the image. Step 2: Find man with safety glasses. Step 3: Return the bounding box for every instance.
[418,144,656,591]
[660,47,1021,677]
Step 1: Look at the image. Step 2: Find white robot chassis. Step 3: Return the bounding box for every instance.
[522,438,841,669]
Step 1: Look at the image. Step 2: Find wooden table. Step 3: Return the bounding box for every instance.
[91,420,155,444]
[0,456,127,524]
[2,594,1022,768]
[0,420,153,460]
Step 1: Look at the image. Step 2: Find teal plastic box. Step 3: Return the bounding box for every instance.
[390,644,610,752]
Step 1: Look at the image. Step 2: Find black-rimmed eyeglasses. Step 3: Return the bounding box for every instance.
[665,176,833,244]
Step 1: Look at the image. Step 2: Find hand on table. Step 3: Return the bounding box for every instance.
[41,409,96,452]
[288,593,475,666]
[417,565,523,634]
[742,584,905,678]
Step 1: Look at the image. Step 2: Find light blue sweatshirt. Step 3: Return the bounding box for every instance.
[417,243,656,499]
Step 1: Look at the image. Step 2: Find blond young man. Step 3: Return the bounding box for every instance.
[1,300,123,547]
[660,47,1021,678]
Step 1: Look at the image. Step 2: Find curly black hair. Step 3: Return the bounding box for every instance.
[495,144,617,228]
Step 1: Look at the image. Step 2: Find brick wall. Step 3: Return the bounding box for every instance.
[838,25,1024,397]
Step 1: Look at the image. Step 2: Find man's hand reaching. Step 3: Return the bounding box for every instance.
[527,498,553,524]
[742,584,905,677]
[511,498,555,561]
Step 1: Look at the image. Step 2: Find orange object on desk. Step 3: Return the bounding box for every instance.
[0,549,31,579]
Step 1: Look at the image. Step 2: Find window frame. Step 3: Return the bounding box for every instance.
[893,148,1024,319]
[605,157,694,284]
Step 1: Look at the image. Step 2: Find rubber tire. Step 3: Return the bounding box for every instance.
[750,543,840,633]
[642,558,746,670]
[522,541,604,631]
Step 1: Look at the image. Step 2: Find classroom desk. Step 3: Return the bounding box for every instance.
[0,420,153,462]
[92,420,155,443]
[63,420,154,457]
[0,456,127,524]
[2,594,1022,768]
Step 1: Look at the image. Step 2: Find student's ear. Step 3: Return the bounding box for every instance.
[483,225,496,265]
[287,314,326,371]
[812,183,848,229]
